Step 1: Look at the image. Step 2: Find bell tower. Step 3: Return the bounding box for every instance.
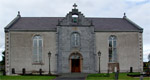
[58,3,93,26]
[56,4,96,73]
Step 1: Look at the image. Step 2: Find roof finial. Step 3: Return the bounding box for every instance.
[123,12,126,18]
[17,11,21,17]
[73,3,77,9]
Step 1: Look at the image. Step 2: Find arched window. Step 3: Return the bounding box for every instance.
[109,35,117,62]
[33,35,43,63]
[71,32,80,47]
[72,15,78,23]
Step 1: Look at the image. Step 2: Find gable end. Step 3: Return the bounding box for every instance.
[4,15,21,32]
[123,17,143,33]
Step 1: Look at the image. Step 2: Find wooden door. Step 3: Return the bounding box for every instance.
[71,59,80,72]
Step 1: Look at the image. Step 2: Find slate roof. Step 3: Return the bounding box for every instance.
[5,16,143,32]
[89,18,143,32]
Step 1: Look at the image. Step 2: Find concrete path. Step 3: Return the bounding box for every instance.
[53,73,88,80]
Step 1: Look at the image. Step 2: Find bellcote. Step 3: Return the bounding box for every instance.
[58,3,92,26]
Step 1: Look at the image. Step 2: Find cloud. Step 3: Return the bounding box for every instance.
[0,0,150,62]
[143,51,150,62]
[125,0,148,2]
[125,2,150,62]
[143,45,150,62]
[0,45,4,61]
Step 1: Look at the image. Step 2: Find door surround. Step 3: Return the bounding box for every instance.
[69,52,83,73]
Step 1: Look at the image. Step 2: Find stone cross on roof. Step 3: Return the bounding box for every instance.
[124,13,126,17]
[73,3,77,9]
[17,11,21,17]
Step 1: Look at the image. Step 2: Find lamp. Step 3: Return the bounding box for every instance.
[98,51,101,57]
[98,51,101,73]
[48,51,51,75]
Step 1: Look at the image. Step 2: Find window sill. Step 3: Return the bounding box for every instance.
[108,62,119,63]
[32,63,44,65]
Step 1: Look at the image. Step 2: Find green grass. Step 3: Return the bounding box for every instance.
[0,71,2,75]
[86,73,150,80]
[0,75,56,80]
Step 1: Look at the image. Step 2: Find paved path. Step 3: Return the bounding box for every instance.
[53,73,88,80]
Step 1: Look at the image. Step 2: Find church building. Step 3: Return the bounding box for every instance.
[4,4,143,75]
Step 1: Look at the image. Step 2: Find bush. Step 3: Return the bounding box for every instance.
[87,73,109,77]
[127,72,140,77]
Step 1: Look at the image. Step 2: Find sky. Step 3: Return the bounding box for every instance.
[0,0,150,62]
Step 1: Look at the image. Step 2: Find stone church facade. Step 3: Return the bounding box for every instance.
[4,4,143,75]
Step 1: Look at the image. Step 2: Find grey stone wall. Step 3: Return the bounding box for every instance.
[8,32,57,74]
[57,26,96,73]
[6,31,143,75]
[5,32,10,75]
[95,32,143,73]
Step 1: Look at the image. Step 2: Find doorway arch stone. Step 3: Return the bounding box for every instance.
[69,52,83,73]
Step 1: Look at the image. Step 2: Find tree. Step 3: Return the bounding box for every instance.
[148,53,150,75]
[1,51,5,65]
[148,53,150,62]
[0,51,5,71]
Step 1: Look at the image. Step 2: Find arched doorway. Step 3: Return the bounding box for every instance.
[69,52,83,73]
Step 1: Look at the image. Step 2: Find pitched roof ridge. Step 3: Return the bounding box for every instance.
[20,17,123,19]
[21,17,64,18]
[86,17,122,19]
[5,15,143,32]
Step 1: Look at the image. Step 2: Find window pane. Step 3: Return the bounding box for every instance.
[33,35,43,63]
[77,34,79,46]
[113,41,116,48]
[71,34,75,46]
[38,36,42,39]
[109,47,112,62]
[109,35,117,62]
[34,47,37,54]
[113,36,116,41]
[71,55,75,59]
[39,47,42,56]
[113,48,116,55]
[34,36,38,39]
[75,36,77,46]
[33,54,37,62]
[33,48,37,62]
[74,34,77,46]
[71,54,80,59]
[109,57,112,62]
[33,40,37,47]
[39,40,42,47]
[113,48,117,62]
[73,18,77,23]
[109,41,112,47]
[109,48,112,53]
[109,37,112,41]
[71,33,80,47]
[39,47,42,62]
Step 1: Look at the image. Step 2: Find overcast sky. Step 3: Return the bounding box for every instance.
[0,0,150,62]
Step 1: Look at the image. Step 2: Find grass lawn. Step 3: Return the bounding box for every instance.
[0,75,56,80]
[0,71,2,75]
[86,73,150,80]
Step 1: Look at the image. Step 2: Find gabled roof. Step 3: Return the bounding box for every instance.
[4,11,143,33]
[89,17,143,32]
[6,17,61,31]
